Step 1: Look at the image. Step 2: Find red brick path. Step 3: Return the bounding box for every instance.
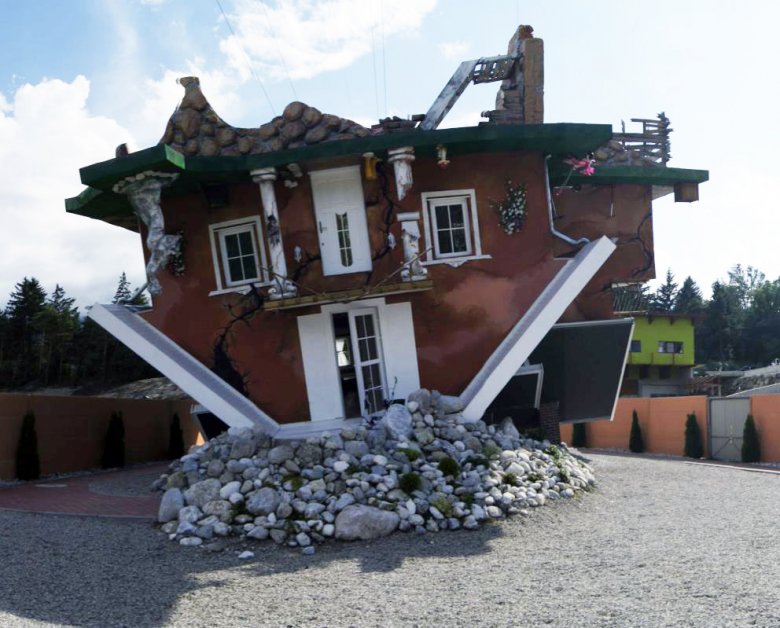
[0,464,166,518]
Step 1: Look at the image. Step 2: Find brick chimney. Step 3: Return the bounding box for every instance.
[489,25,544,124]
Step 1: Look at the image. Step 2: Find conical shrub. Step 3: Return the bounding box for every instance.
[629,410,644,453]
[167,413,185,460]
[15,412,40,481]
[741,415,760,463]
[102,411,125,469]
[571,422,587,448]
[684,413,704,459]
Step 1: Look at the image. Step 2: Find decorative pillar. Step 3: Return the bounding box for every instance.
[387,146,415,201]
[250,167,297,300]
[113,171,180,296]
[397,212,428,282]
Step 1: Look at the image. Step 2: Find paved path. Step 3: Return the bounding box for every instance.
[0,463,165,518]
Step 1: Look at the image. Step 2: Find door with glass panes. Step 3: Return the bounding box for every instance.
[332,308,387,417]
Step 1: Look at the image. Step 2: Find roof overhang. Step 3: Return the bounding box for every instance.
[67,123,613,224]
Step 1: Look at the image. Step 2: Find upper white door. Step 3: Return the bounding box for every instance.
[310,166,372,276]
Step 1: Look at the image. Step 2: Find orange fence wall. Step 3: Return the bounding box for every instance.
[0,394,200,479]
[746,395,780,462]
[561,396,709,457]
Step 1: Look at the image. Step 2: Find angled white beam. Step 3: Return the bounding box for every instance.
[460,236,616,421]
[89,303,280,435]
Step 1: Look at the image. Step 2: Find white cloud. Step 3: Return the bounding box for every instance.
[219,0,437,81]
[438,40,470,60]
[0,77,147,308]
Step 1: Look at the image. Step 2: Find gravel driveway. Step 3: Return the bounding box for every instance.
[0,453,778,627]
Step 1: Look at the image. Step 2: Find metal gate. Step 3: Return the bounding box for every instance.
[708,398,750,461]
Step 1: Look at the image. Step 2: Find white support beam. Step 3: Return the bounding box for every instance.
[89,303,280,435]
[460,236,616,421]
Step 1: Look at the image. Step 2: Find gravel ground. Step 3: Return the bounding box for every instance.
[0,453,778,627]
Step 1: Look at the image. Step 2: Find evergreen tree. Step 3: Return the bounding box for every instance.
[167,413,185,459]
[3,278,47,386]
[727,264,765,309]
[741,279,780,365]
[741,415,760,463]
[697,281,743,365]
[674,276,704,314]
[102,411,126,468]
[683,413,704,458]
[112,272,148,306]
[629,410,644,453]
[651,269,678,313]
[15,412,40,480]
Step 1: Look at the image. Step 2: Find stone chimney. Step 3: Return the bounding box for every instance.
[489,25,544,124]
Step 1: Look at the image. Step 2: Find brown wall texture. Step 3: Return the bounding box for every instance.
[0,395,200,479]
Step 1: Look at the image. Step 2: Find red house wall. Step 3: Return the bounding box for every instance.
[139,151,654,423]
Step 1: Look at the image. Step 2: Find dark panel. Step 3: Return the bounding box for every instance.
[484,373,541,428]
[530,320,632,423]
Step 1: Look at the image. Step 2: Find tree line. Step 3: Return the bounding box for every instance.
[642,264,780,368]
[0,274,157,391]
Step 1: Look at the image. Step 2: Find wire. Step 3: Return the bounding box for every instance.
[215,0,276,116]
[370,19,381,120]
[380,0,387,117]
[255,0,298,101]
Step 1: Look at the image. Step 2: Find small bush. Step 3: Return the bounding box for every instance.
[526,472,544,483]
[167,413,185,460]
[437,456,461,478]
[430,494,453,517]
[629,410,644,453]
[571,422,587,448]
[502,472,518,487]
[282,474,305,491]
[398,447,421,462]
[464,455,489,468]
[544,444,563,460]
[684,413,704,459]
[15,412,40,481]
[742,415,761,463]
[102,411,126,469]
[399,472,422,494]
[482,445,501,460]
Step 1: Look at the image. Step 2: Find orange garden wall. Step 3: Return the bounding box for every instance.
[561,396,709,457]
[745,395,780,462]
[561,395,780,462]
[0,395,200,479]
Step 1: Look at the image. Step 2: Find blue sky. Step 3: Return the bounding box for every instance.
[1,0,778,307]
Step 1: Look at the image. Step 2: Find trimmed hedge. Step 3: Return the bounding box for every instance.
[741,415,760,463]
[684,413,704,459]
[16,412,41,481]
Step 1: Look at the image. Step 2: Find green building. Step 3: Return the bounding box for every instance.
[620,314,696,396]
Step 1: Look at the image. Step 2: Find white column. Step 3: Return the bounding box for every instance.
[397,211,428,282]
[250,167,297,299]
[387,146,415,201]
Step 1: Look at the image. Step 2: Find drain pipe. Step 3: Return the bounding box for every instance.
[544,155,590,247]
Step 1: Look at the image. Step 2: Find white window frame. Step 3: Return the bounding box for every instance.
[346,308,389,417]
[208,216,270,296]
[421,189,491,266]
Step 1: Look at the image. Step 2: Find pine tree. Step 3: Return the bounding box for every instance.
[684,413,704,458]
[15,412,40,480]
[102,411,126,468]
[4,278,47,386]
[167,413,185,459]
[674,277,704,314]
[651,269,678,313]
[629,410,644,453]
[741,415,760,463]
[112,272,133,304]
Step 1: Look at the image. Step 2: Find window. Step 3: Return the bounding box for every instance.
[209,217,269,294]
[657,341,683,354]
[630,340,642,353]
[421,190,488,265]
[310,166,372,276]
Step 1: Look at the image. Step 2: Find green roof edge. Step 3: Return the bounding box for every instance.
[560,166,709,187]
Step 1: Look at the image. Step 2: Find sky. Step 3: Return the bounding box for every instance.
[1,0,778,308]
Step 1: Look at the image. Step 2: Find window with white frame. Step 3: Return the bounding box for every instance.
[209,217,269,293]
[420,189,487,264]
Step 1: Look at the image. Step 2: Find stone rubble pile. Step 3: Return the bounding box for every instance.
[155,389,595,550]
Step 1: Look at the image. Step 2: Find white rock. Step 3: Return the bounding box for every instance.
[333,460,349,473]
[382,404,413,440]
[296,532,312,547]
[179,537,202,546]
[238,551,255,559]
[335,505,400,541]
[158,488,184,523]
[220,481,242,500]
[247,526,269,540]
[322,524,335,537]
[178,505,203,523]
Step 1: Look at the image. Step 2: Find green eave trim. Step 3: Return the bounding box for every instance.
[65,186,135,226]
[80,144,186,190]
[557,166,709,187]
[78,123,613,192]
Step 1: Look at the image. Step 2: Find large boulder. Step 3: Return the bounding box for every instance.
[158,488,183,523]
[184,479,222,508]
[246,487,280,516]
[382,404,413,440]
[335,505,400,541]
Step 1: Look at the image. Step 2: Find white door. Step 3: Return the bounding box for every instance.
[310,166,372,276]
[348,309,388,416]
